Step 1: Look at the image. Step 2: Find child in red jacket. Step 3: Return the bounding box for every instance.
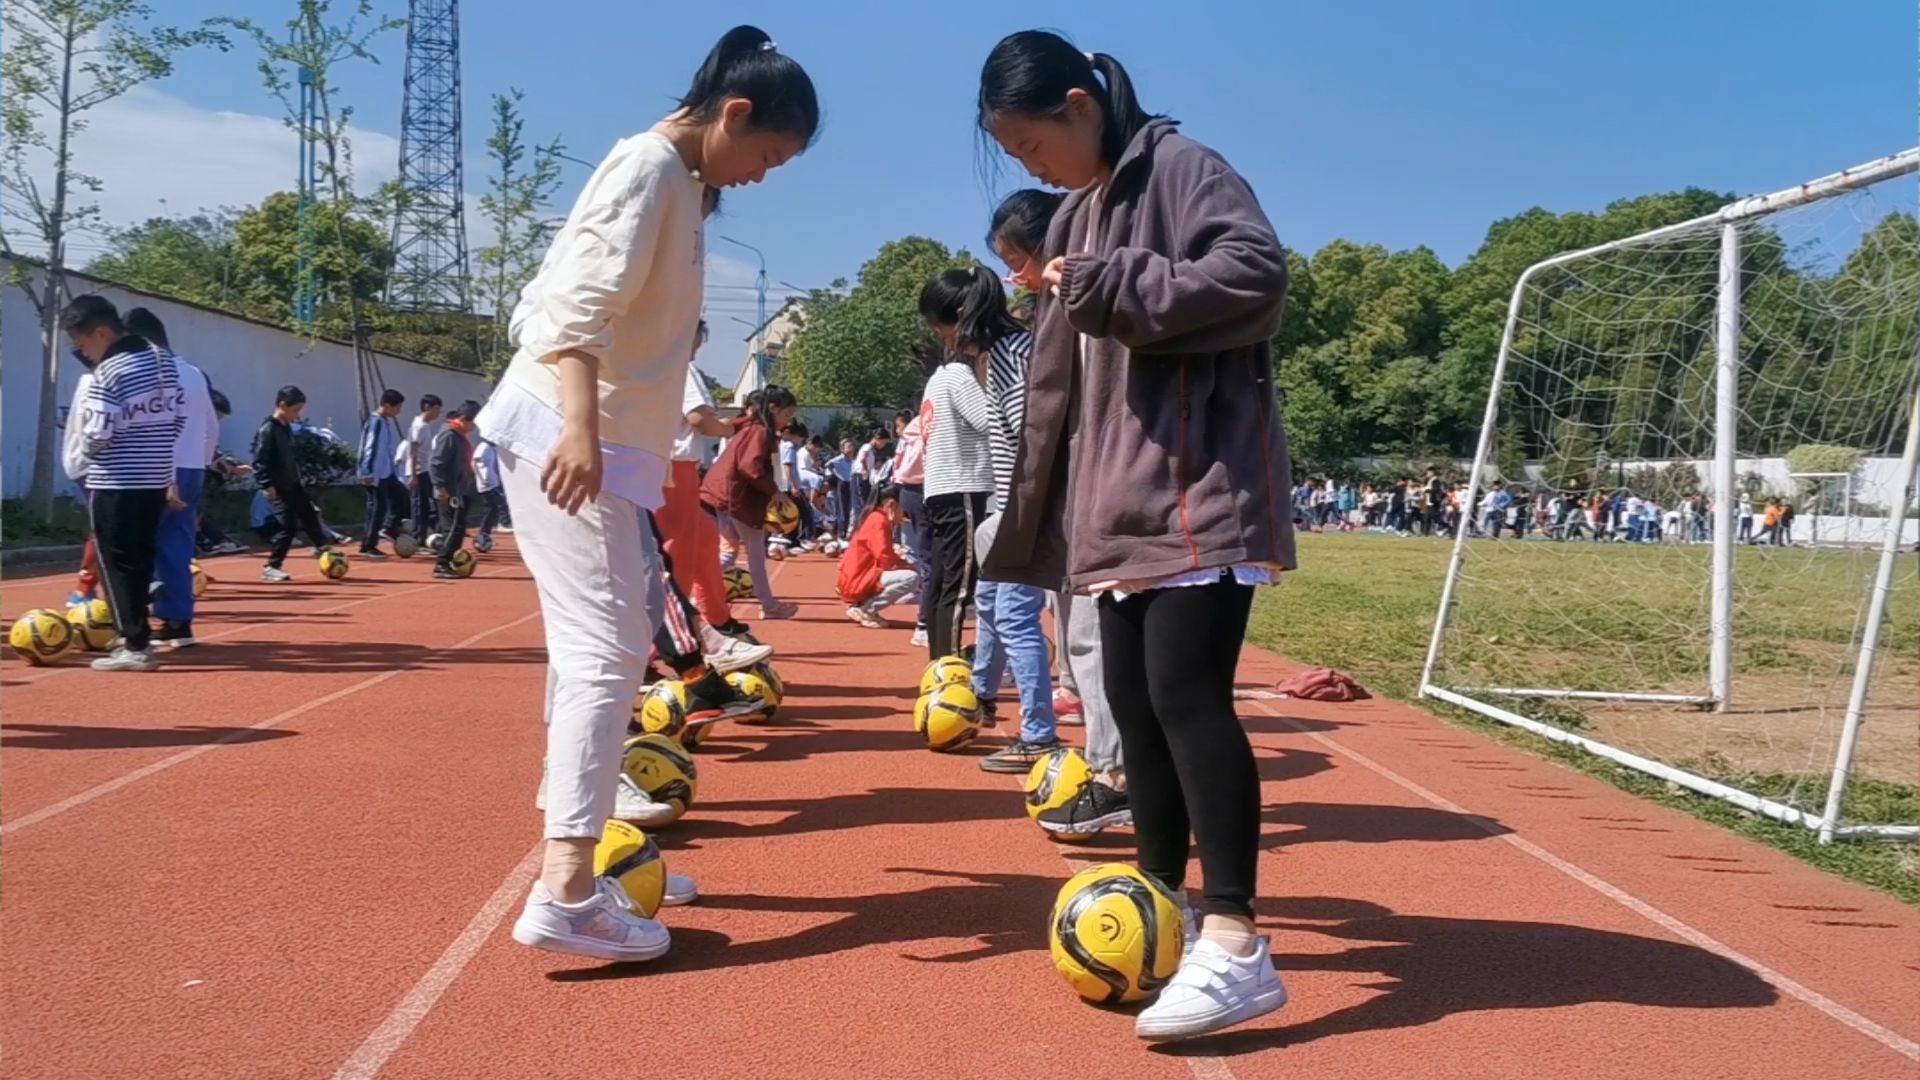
[837,485,918,628]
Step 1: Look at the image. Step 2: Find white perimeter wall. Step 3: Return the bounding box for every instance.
[2,259,492,499]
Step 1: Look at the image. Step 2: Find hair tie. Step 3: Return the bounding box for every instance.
[761,40,778,52]
[1084,51,1096,63]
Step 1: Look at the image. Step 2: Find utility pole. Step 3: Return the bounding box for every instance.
[716,234,768,382]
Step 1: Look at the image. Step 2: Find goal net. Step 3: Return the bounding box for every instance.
[1421,150,1920,841]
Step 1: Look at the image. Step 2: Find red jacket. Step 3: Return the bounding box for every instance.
[700,416,778,527]
[837,509,910,604]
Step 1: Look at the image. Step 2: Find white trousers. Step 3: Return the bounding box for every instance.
[499,448,660,839]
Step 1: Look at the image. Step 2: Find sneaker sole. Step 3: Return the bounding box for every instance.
[979,755,1048,774]
[510,921,671,963]
[1135,981,1287,1041]
[1039,808,1134,835]
[661,886,698,907]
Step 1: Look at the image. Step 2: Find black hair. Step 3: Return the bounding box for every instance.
[276,385,307,407]
[124,306,169,349]
[977,31,1158,169]
[677,25,820,145]
[451,398,482,421]
[988,188,1064,257]
[59,294,122,337]
[893,408,914,428]
[870,427,891,442]
[210,389,232,417]
[872,483,901,507]
[702,186,722,217]
[420,394,442,410]
[379,388,406,408]
[918,266,1024,354]
[752,383,797,430]
[741,388,764,412]
[786,421,810,439]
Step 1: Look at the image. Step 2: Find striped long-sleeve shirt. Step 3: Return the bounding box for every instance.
[983,331,1032,514]
[81,336,185,490]
[921,359,993,499]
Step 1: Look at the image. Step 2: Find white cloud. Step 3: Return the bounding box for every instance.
[6,85,400,256]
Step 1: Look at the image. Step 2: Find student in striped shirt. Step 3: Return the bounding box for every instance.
[64,294,185,672]
[922,266,1061,767]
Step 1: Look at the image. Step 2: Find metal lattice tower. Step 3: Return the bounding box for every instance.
[385,0,470,312]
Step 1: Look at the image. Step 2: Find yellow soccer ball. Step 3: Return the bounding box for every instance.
[765,499,799,535]
[593,820,667,917]
[448,548,477,578]
[919,654,973,697]
[65,598,117,652]
[190,561,211,598]
[914,681,981,752]
[1024,747,1092,823]
[621,733,698,820]
[723,566,754,601]
[725,666,780,724]
[316,548,350,580]
[633,680,691,739]
[10,608,75,665]
[1049,864,1184,1004]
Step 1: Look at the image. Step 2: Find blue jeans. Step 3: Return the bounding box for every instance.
[972,579,1056,744]
[152,467,203,623]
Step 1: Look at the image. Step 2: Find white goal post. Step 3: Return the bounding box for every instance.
[1419,149,1920,843]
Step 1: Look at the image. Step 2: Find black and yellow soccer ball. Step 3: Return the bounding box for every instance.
[914,681,981,752]
[723,566,754,601]
[448,548,477,578]
[765,499,800,535]
[918,654,972,697]
[633,680,691,739]
[621,733,698,820]
[316,548,351,580]
[593,819,667,917]
[65,597,117,652]
[1049,863,1184,1004]
[10,608,75,665]
[725,666,780,724]
[1024,747,1092,823]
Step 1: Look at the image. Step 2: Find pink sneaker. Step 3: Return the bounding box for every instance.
[1052,690,1084,725]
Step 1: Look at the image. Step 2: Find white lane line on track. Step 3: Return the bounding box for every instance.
[332,843,545,1080]
[0,609,541,836]
[329,559,791,1077]
[6,580,446,687]
[1249,698,1920,1063]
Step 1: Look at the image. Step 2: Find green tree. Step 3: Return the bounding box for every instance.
[783,236,974,406]
[218,0,402,419]
[86,211,238,305]
[473,88,564,377]
[1,0,224,517]
[228,190,389,331]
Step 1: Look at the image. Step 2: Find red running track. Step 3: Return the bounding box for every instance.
[2,546,1915,1079]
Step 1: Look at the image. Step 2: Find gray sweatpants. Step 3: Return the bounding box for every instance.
[1051,590,1124,774]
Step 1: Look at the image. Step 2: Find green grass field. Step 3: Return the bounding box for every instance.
[1247,529,1919,902]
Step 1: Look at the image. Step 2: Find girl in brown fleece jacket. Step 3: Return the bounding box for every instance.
[979,29,1294,1042]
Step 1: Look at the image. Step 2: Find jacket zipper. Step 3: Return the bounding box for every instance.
[1174,367,1199,567]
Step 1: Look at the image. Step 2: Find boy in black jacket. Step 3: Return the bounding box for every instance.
[430,400,480,579]
[253,385,334,582]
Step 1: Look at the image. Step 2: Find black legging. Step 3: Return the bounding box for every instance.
[1099,573,1259,918]
[924,491,987,660]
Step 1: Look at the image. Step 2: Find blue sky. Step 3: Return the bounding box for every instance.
[40,1,1919,384]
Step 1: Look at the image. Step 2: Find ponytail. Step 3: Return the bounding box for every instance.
[977,31,1161,168]
[918,267,1024,354]
[678,25,821,144]
[754,382,797,430]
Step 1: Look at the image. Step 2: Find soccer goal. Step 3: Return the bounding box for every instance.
[1421,149,1920,843]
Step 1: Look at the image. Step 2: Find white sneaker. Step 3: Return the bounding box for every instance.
[909,628,928,648]
[511,878,671,962]
[261,566,292,583]
[704,634,774,674]
[662,872,698,907]
[1135,937,1287,1041]
[91,646,158,673]
[613,773,680,828]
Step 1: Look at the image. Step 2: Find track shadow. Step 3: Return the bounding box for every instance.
[163,642,545,674]
[1157,895,1776,1057]
[692,725,926,764]
[1258,747,1337,784]
[1260,802,1509,850]
[549,868,1056,980]
[780,682,919,702]
[0,723,300,750]
[660,787,1018,847]
[1240,713,1347,735]
[770,703,900,722]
